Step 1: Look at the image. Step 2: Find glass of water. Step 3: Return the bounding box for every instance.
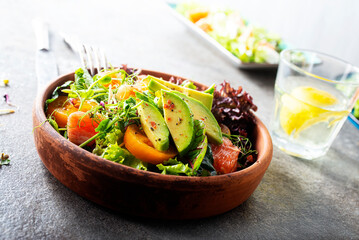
[270,49,359,160]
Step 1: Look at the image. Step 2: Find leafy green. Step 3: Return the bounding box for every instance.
[93,72,112,86]
[197,145,216,176]
[62,68,112,109]
[135,91,159,110]
[156,158,193,176]
[204,83,215,94]
[45,80,73,106]
[101,143,147,170]
[183,120,208,174]
[79,115,119,148]
[74,68,94,90]
[48,118,59,133]
[88,96,140,149]
[0,159,10,166]
[181,80,197,90]
[0,153,10,167]
[116,97,141,131]
[223,133,257,169]
[93,128,124,156]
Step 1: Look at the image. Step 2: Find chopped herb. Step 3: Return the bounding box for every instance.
[0,153,10,167]
[223,133,258,169]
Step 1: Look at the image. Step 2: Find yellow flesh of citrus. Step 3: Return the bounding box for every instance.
[279,86,348,138]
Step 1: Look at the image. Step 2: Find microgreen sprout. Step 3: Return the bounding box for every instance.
[223,133,257,169]
[3,94,17,108]
[0,153,10,167]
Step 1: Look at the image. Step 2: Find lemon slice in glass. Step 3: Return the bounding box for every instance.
[279,86,348,138]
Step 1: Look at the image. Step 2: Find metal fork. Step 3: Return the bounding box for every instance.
[79,44,108,76]
[62,33,108,76]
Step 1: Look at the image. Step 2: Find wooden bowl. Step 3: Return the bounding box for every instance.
[33,69,273,219]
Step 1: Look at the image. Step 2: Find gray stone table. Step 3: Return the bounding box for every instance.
[0,0,358,239]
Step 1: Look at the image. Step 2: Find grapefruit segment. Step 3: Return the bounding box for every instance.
[210,137,240,174]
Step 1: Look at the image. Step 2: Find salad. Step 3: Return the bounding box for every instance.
[176,1,285,64]
[45,65,257,176]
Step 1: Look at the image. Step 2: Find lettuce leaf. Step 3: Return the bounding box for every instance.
[45,80,73,106]
[74,68,94,91]
[101,143,147,171]
[197,145,217,176]
[156,158,193,176]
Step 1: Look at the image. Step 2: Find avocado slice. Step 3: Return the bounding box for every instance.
[161,90,194,156]
[138,101,170,151]
[148,79,170,92]
[173,91,223,145]
[147,76,213,110]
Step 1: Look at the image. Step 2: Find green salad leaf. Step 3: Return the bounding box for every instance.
[93,127,124,156]
[204,83,216,94]
[74,68,94,90]
[197,145,217,176]
[45,80,73,107]
[101,143,147,171]
[181,80,197,90]
[0,153,10,167]
[135,91,160,111]
[156,158,193,176]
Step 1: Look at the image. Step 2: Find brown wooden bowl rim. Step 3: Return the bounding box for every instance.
[34,69,273,187]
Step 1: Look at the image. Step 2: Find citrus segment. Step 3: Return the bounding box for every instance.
[210,137,240,174]
[279,86,348,137]
[291,86,338,107]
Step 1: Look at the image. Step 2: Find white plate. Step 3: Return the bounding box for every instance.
[166,2,280,70]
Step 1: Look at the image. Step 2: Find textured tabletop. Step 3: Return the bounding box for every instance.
[0,0,358,239]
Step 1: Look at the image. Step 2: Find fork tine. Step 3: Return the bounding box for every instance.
[63,33,109,76]
[99,48,108,71]
[78,44,87,70]
[93,46,101,74]
[84,44,95,76]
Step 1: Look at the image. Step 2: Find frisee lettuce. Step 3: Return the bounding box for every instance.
[101,143,147,171]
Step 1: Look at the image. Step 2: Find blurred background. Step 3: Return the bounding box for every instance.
[210,0,359,66]
[1,0,358,121]
[1,0,358,68]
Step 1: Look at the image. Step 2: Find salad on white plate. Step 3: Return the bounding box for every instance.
[175,1,286,64]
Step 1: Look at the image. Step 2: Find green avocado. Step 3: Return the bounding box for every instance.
[161,90,194,156]
[147,76,213,110]
[173,92,223,145]
[148,78,170,92]
[138,101,170,151]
